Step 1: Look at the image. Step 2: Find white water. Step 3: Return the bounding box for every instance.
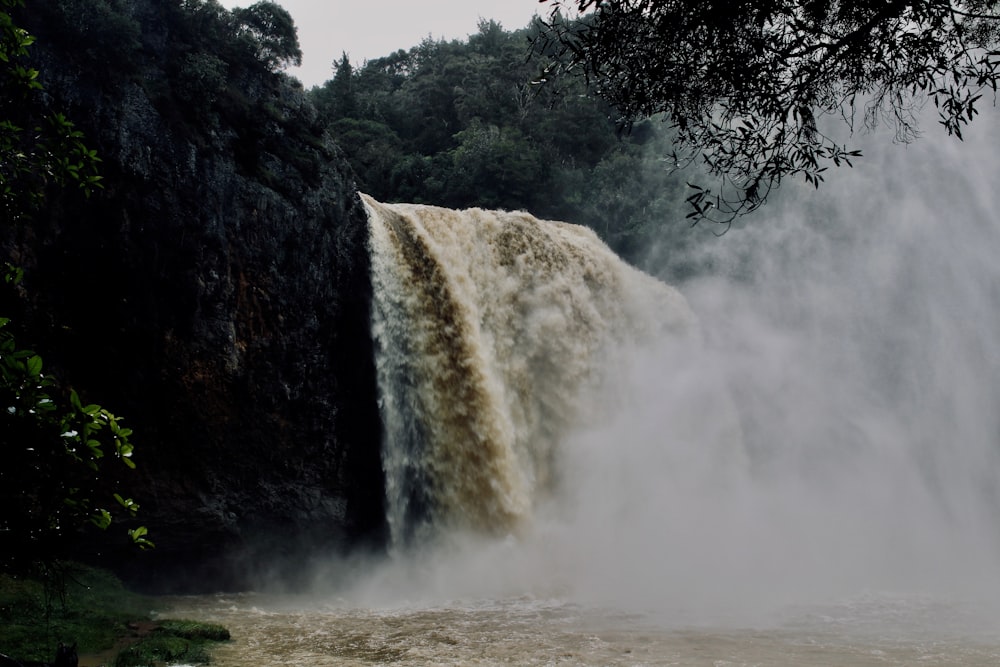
[363,193,735,547]
[167,117,1000,664]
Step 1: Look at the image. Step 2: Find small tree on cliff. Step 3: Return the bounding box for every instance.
[0,0,150,574]
[536,0,1000,226]
[231,1,302,72]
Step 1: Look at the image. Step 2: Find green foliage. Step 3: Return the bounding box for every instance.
[232,1,302,72]
[319,53,358,119]
[112,620,230,667]
[157,619,231,641]
[175,52,229,113]
[448,122,546,209]
[536,0,1000,226]
[33,0,142,70]
[113,636,212,667]
[1,565,230,666]
[0,0,102,226]
[0,0,38,85]
[109,1,332,189]
[0,564,153,662]
[309,16,699,273]
[0,284,153,570]
[0,4,147,571]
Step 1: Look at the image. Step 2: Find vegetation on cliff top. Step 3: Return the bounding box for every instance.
[308,18,704,276]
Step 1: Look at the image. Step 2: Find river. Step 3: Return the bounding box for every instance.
[163,590,1000,666]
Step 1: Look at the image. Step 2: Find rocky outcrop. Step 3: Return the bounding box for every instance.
[7,2,386,590]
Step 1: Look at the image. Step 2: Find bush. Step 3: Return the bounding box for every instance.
[0,564,152,663]
[158,619,231,642]
[112,620,230,667]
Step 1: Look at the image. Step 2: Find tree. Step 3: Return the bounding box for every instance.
[447,121,547,209]
[536,0,1000,226]
[0,281,151,573]
[232,1,302,72]
[0,0,149,573]
[325,52,359,119]
[308,17,689,260]
[0,0,102,226]
[28,0,142,72]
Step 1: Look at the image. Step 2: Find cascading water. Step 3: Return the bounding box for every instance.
[363,193,724,546]
[166,127,1000,665]
[357,122,1000,619]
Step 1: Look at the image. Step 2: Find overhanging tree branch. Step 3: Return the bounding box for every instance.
[535,0,1000,225]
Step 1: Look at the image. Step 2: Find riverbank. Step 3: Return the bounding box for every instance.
[0,564,228,666]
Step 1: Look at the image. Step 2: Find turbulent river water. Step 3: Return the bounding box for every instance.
[167,122,1000,665]
[161,591,1000,666]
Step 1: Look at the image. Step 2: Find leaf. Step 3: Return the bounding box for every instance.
[129,526,155,550]
[91,509,112,530]
[115,493,139,514]
[87,439,105,458]
[70,389,83,411]
[26,354,41,376]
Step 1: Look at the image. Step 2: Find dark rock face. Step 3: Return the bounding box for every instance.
[8,2,386,590]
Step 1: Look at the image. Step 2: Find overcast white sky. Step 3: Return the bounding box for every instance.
[217,0,553,88]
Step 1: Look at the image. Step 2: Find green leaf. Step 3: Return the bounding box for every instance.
[70,388,83,411]
[114,493,140,514]
[128,526,154,549]
[91,508,112,530]
[26,354,41,376]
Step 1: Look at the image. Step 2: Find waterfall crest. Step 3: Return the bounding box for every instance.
[363,194,699,545]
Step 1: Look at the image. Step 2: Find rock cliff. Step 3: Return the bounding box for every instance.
[6,1,385,590]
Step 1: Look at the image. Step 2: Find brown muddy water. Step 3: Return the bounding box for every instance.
[161,592,1000,666]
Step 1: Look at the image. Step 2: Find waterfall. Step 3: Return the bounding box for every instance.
[363,194,705,546]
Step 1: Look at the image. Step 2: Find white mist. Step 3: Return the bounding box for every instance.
[546,108,1000,624]
[347,113,1000,635]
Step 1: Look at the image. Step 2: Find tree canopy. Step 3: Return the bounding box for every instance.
[537,0,1000,226]
[232,1,302,71]
[310,20,714,276]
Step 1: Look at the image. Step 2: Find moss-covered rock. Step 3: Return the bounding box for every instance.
[112,620,230,667]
